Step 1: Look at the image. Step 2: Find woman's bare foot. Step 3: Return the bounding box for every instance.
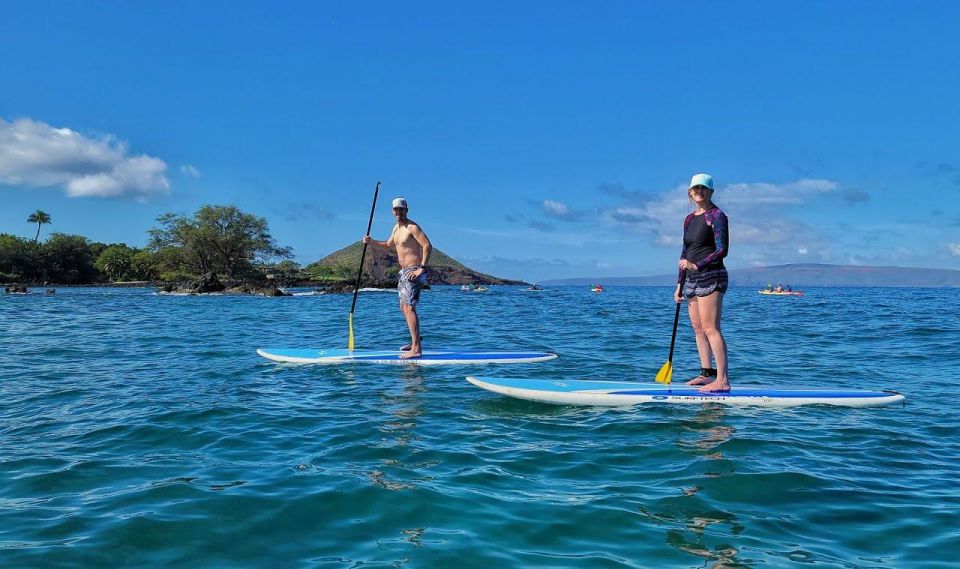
[687,375,712,386]
[698,378,730,393]
[398,348,422,359]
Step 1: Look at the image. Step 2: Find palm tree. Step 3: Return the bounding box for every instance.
[27,210,52,242]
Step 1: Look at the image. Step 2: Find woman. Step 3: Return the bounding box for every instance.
[673,173,730,392]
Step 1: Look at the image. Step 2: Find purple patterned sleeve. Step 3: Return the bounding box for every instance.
[698,209,729,268]
[678,213,693,283]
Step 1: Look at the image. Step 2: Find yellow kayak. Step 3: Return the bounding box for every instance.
[758,290,804,296]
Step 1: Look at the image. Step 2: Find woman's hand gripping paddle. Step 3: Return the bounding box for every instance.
[655,271,686,384]
[349,181,381,351]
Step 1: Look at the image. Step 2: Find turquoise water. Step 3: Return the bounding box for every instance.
[2,286,958,567]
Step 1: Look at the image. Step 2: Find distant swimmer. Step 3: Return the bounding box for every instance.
[674,173,730,392]
[363,197,432,359]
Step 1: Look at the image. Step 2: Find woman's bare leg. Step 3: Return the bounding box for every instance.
[694,291,728,392]
[686,296,715,386]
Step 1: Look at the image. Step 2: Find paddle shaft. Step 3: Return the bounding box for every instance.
[350,181,381,314]
[666,270,687,363]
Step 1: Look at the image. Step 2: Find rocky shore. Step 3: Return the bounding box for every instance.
[4,275,455,297]
[156,273,403,296]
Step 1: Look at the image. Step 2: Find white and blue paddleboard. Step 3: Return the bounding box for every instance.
[466,376,904,408]
[257,348,558,365]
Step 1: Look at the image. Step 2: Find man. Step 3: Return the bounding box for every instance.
[362,197,432,359]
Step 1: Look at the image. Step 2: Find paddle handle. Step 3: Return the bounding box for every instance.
[350,181,381,315]
[666,270,686,363]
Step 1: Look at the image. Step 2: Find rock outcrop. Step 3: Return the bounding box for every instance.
[160,273,291,296]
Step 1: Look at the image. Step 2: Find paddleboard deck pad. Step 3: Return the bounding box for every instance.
[466,376,904,408]
[258,348,558,365]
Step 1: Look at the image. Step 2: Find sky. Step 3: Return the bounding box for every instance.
[2,1,959,282]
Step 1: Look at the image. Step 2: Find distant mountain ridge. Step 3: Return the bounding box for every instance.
[541,263,960,288]
[312,242,523,285]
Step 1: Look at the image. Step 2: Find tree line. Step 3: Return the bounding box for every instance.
[1,205,298,285]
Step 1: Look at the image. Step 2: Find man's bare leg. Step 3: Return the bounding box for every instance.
[398,303,422,359]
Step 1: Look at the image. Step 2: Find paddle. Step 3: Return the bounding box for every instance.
[655,270,686,384]
[348,180,381,351]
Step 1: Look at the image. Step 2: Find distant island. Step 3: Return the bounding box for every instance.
[308,242,523,288]
[540,263,960,288]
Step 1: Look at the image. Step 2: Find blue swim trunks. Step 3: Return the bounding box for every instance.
[398,265,427,306]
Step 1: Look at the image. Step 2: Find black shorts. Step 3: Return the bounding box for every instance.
[683,267,728,299]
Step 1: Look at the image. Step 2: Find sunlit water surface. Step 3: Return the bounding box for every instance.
[1,286,958,567]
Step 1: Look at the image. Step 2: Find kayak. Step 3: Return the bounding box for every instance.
[758,290,804,296]
[466,376,905,408]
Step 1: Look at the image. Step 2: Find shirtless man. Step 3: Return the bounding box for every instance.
[362,197,432,359]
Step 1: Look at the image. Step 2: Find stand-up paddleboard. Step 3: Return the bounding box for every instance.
[466,376,904,408]
[258,348,558,365]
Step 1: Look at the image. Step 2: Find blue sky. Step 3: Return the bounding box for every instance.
[2,1,958,282]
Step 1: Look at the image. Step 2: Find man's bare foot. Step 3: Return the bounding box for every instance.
[698,379,730,393]
[686,375,712,386]
[398,349,422,360]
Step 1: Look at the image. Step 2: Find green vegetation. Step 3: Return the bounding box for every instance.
[3,205,502,286]
[95,244,156,281]
[302,264,354,281]
[2,205,291,285]
[1,232,105,284]
[149,205,291,279]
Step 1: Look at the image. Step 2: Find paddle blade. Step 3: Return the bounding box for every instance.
[348,313,355,351]
[655,361,673,384]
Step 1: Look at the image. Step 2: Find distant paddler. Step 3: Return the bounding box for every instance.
[362,197,432,359]
[675,173,730,392]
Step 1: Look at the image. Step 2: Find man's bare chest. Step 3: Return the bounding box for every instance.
[394,228,418,248]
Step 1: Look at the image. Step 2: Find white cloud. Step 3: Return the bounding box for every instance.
[0,117,170,198]
[603,178,839,264]
[180,164,200,178]
[948,243,960,257]
[542,199,570,218]
[721,179,838,207]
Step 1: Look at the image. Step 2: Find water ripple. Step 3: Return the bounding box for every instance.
[1,286,958,567]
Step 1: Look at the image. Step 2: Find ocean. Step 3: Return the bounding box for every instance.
[1,285,958,567]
